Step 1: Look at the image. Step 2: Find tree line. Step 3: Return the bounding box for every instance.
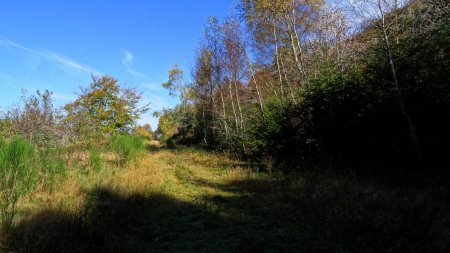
[158,0,450,169]
[0,75,151,148]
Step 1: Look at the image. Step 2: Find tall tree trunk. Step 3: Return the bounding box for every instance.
[285,13,307,87]
[228,79,239,130]
[245,51,265,120]
[233,79,243,129]
[273,17,285,97]
[279,49,297,103]
[218,87,229,136]
[202,106,207,145]
[209,81,218,142]
[378,0,422,158]
[233,79,247,152]
[291,0,309,87]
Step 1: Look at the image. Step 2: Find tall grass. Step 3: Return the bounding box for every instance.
[111,135,146,165]
[0,137,69,231]
[89,148,103,172]
[0,137,39,231]
[39,147,67,191]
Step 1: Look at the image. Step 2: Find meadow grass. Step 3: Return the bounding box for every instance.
[88,148,103,172]
[111,135,147,165]
[0,137,38,231]
[0,137,70,232]
[1,146,449,252]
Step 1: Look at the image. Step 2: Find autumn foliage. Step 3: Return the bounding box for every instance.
[159,0,450,169]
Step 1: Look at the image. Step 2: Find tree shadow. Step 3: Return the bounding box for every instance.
[6,187,289,253]
[8,188,214,252]
[188,173,450,253]
[5,172,450,253]
[147,141,163,153]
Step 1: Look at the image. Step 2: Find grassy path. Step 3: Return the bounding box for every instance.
[4,147,449,252]
[4,148,304,252]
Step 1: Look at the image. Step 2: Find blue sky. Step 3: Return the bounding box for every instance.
[0,0,236,129]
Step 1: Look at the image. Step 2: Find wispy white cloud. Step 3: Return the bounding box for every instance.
[121,50,146,78]
[0,37,102,76]
[121,51,134,67]
[50,54,101,75]
[127,69,146,78]
[150,95,169,110]
[140,82,162,92]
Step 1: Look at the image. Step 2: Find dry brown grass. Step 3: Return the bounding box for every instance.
[148,140,162,147]
[225,167,253,182]
[96,155,167,196]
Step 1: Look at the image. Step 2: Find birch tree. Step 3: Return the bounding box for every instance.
[349,0,422,157]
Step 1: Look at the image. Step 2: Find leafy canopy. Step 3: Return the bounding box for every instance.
[64,75,149,139]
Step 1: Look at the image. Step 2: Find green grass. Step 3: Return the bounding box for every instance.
[2,147,449,252]
[38,147,67,191]
[0,137,39,231]
[88,148,103,172]
[0,137,70,231]
[111,135,147,165]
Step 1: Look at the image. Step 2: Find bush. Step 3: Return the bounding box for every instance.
[0,137,39,230]
[111,135,146,165]
[6,90,63,147]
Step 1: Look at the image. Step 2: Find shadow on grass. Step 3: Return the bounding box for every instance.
[6,172,450,253]
[6,187,293,253]
[224,175,450,253]
[181,170,450,253]
[147,142,163,153]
